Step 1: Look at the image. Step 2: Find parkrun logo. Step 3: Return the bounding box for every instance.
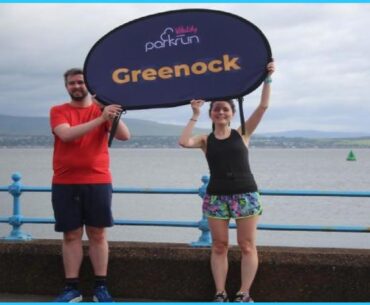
[112,54,241,85]
[145,26,200,52]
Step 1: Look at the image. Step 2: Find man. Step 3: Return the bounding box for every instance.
[50,68,130,302]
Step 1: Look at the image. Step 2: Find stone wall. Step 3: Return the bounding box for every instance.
[0,240,369,301]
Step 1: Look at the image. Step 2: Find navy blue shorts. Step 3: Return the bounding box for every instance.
[52,184,113,232]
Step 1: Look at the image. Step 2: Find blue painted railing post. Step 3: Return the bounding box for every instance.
[2,172,32,241]
[191,175,211,247]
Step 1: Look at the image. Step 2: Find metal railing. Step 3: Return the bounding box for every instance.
[1,172,370,246]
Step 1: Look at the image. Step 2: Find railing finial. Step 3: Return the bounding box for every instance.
[1,172,32,241]
[11,172,22,182]
[191,176,211,247]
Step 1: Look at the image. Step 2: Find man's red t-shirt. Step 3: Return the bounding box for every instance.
[50,103,111,184]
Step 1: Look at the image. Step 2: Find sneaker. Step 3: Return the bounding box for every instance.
[234,292,254,302]
[93,285,114,302]
[54,288,82,302]
[213,291,229,302]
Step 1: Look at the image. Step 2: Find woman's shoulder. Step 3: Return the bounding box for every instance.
[233,128,250,146]
[200,134,210,141]
[205,132,215,142]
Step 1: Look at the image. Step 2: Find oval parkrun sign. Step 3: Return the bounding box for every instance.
[84,9,272,110]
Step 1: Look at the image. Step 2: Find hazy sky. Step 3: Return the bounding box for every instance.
[1,3,370,132]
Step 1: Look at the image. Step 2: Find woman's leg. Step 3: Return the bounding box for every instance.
[236,216,259,293]
[208,218,230,293]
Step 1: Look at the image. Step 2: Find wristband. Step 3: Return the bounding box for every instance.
[190,118,197,122]
[264,76,272,84]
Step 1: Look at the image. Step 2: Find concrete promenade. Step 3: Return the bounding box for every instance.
[0,293,153,302]
[0,240,369,302]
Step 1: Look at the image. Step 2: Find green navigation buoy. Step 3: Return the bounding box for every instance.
[346,150,357,161]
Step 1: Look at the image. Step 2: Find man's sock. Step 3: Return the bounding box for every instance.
[65,278,79,290]
[94,275,107,288]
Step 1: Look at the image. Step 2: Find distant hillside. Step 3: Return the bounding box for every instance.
[0,115,48,136]
[1,114,369,140]
[262,130,370,139]
[0,114,209,136]
[1,114,370,148]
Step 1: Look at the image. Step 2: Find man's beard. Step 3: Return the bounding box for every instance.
[69,89,88,101]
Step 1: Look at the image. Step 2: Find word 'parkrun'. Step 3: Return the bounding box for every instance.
[145,26,200,52]
[112,54,241,85]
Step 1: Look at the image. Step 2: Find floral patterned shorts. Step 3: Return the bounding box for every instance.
[203,192,262,219]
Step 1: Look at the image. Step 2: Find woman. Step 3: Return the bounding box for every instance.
[179,62,275,302]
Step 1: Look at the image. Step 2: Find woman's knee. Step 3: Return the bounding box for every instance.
[238,239,256,256]
[212,239,229,255]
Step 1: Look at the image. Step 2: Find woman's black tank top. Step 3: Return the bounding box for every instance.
[205,129,258,195]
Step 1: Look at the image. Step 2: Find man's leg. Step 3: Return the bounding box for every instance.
[84,184,114,302]
[53,227,84,302]
[86,226,109,276]
[63,227,84,278]
[86,226,113,302]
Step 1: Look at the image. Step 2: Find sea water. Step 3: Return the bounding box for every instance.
[0,148,369,249]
